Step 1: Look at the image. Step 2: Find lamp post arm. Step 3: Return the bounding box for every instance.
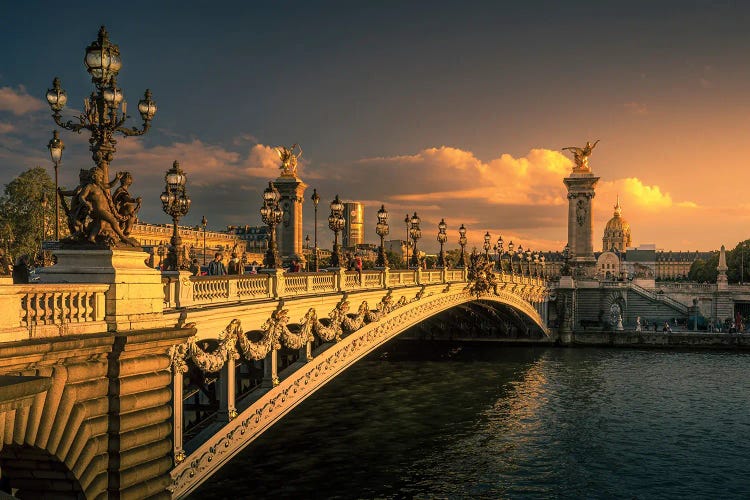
[52,112,90,134]
[116,120,151,137]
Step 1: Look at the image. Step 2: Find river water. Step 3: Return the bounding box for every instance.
[193,342,750,499]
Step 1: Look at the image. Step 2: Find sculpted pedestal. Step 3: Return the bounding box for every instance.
[38,249,167,332]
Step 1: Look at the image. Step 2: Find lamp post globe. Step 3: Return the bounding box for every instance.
[437,218,448,268]
[404,214,410,269]
[457,224,468,268]
[375,204,389,268]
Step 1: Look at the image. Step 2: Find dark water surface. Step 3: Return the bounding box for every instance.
[192,342,750,499]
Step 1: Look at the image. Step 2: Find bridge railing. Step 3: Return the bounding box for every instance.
[0,283,108,341]
[163,268,471,309]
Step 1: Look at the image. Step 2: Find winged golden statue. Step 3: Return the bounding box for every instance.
[275,143,303,177]
[562,140,599,172]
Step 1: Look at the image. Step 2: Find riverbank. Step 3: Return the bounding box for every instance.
[561,330,750,349]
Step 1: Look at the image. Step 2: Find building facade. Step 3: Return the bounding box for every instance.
[602,197,631,252]
[343,202,364,249]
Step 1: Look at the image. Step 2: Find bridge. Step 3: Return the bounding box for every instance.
[0,251,548,499]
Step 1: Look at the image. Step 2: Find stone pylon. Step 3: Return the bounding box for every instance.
[717,244,729,290]
[563,166,600,276]
[274,174,307,265]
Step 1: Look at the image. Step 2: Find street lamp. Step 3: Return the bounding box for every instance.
[409,212,421,268]
[160,161,191,271]
[47,130,64,240]
[44,27,156,244]
[201,216,207,265]
[311,188,320,271]
[157,244,166,269]
[483,232,491,260]
[376,204,389,268]
[525,249,532,276]
[328,195,345,268]
[40,192,49,260]
[457,224,468,268]
[540,254,546,278]
[404,214,410,269]
[517,245,525,275]
[508,240,515,274]
[496,235,504,271]
[305,234,310,250]
[437,218,447,267]
[260,182,283,269]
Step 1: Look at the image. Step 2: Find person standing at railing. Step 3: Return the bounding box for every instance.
[227,253,241,275]
[189,259,200,276]
[355,255,363,284]
[208,253,227,276]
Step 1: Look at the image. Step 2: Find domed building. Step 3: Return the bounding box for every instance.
[602,196,631,252]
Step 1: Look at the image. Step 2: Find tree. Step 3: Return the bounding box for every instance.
[385,249,403,269]
[688,253,718,283]
[0,166,60,262]
[727,240,750,284]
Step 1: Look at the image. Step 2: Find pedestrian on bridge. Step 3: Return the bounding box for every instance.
[208,253,227,276]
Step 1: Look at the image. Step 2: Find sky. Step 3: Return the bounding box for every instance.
[1,1,750,253]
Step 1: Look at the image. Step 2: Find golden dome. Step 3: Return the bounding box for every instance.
[602,196,631,251]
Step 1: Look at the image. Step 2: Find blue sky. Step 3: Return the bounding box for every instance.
[2,1,750,251]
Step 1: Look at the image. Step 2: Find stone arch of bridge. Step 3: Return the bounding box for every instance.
[170,285,549,497]
[0,443,85,499]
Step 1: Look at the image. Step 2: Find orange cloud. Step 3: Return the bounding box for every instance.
[0,86,44,115]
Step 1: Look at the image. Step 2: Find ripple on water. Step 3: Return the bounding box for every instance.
[192,345,750,500]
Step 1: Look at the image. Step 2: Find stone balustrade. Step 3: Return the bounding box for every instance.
[0,284,108,341]
[157,267,554,311]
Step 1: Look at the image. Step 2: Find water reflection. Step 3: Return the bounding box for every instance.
[193,344,750,500]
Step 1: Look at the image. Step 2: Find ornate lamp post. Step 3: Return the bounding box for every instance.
[496,235,504,271]
[46,131,64,240]
[157,244,166,269]
[483,232,491,260]
[525,249,533,276]
[328,195,345,268]
[437,218,447,267]
[404,214,410,269]
[457,224,468,268]
[201,216,207,265]
[160,161,191,271]
[40,193,49,259]
[516,245,525,275]
[561,244,571,276]
[44,27,156,245]
[508,240,515,274]
[409,212,421,268]
[260,182,283,269]
[375,204,389,268]
[311,189,320,271]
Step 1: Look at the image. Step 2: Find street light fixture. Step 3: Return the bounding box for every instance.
[375,204,389,268]
[201,216,207,265]
[47,130,64,240]
[409,212,421,268]
[404,214,410,269]
[437,218,447,268]
[496,235,504,271]
[508,240,515,274]
[160,161,192,271]
[44,26,156,245]
[328,195,345,268]
[260,182,283,269]
[157,244,166,269]
[483,231,491,259]
[457,224,468,268]
[311,188,320,271]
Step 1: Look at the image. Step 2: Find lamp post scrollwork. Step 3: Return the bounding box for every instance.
[328,195,345,268]
[375,204,389,268]
[160,161,191,271]
[437,218,447,268]
[457,224,468,268]
[45,26,155,248]
[260,182,283,269]
[409,212,421,268]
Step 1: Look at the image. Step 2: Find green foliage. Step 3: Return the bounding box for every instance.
[0,166,59,262]
[385,249,404,269]
[445,248,463,267]
[727,240,750,283]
